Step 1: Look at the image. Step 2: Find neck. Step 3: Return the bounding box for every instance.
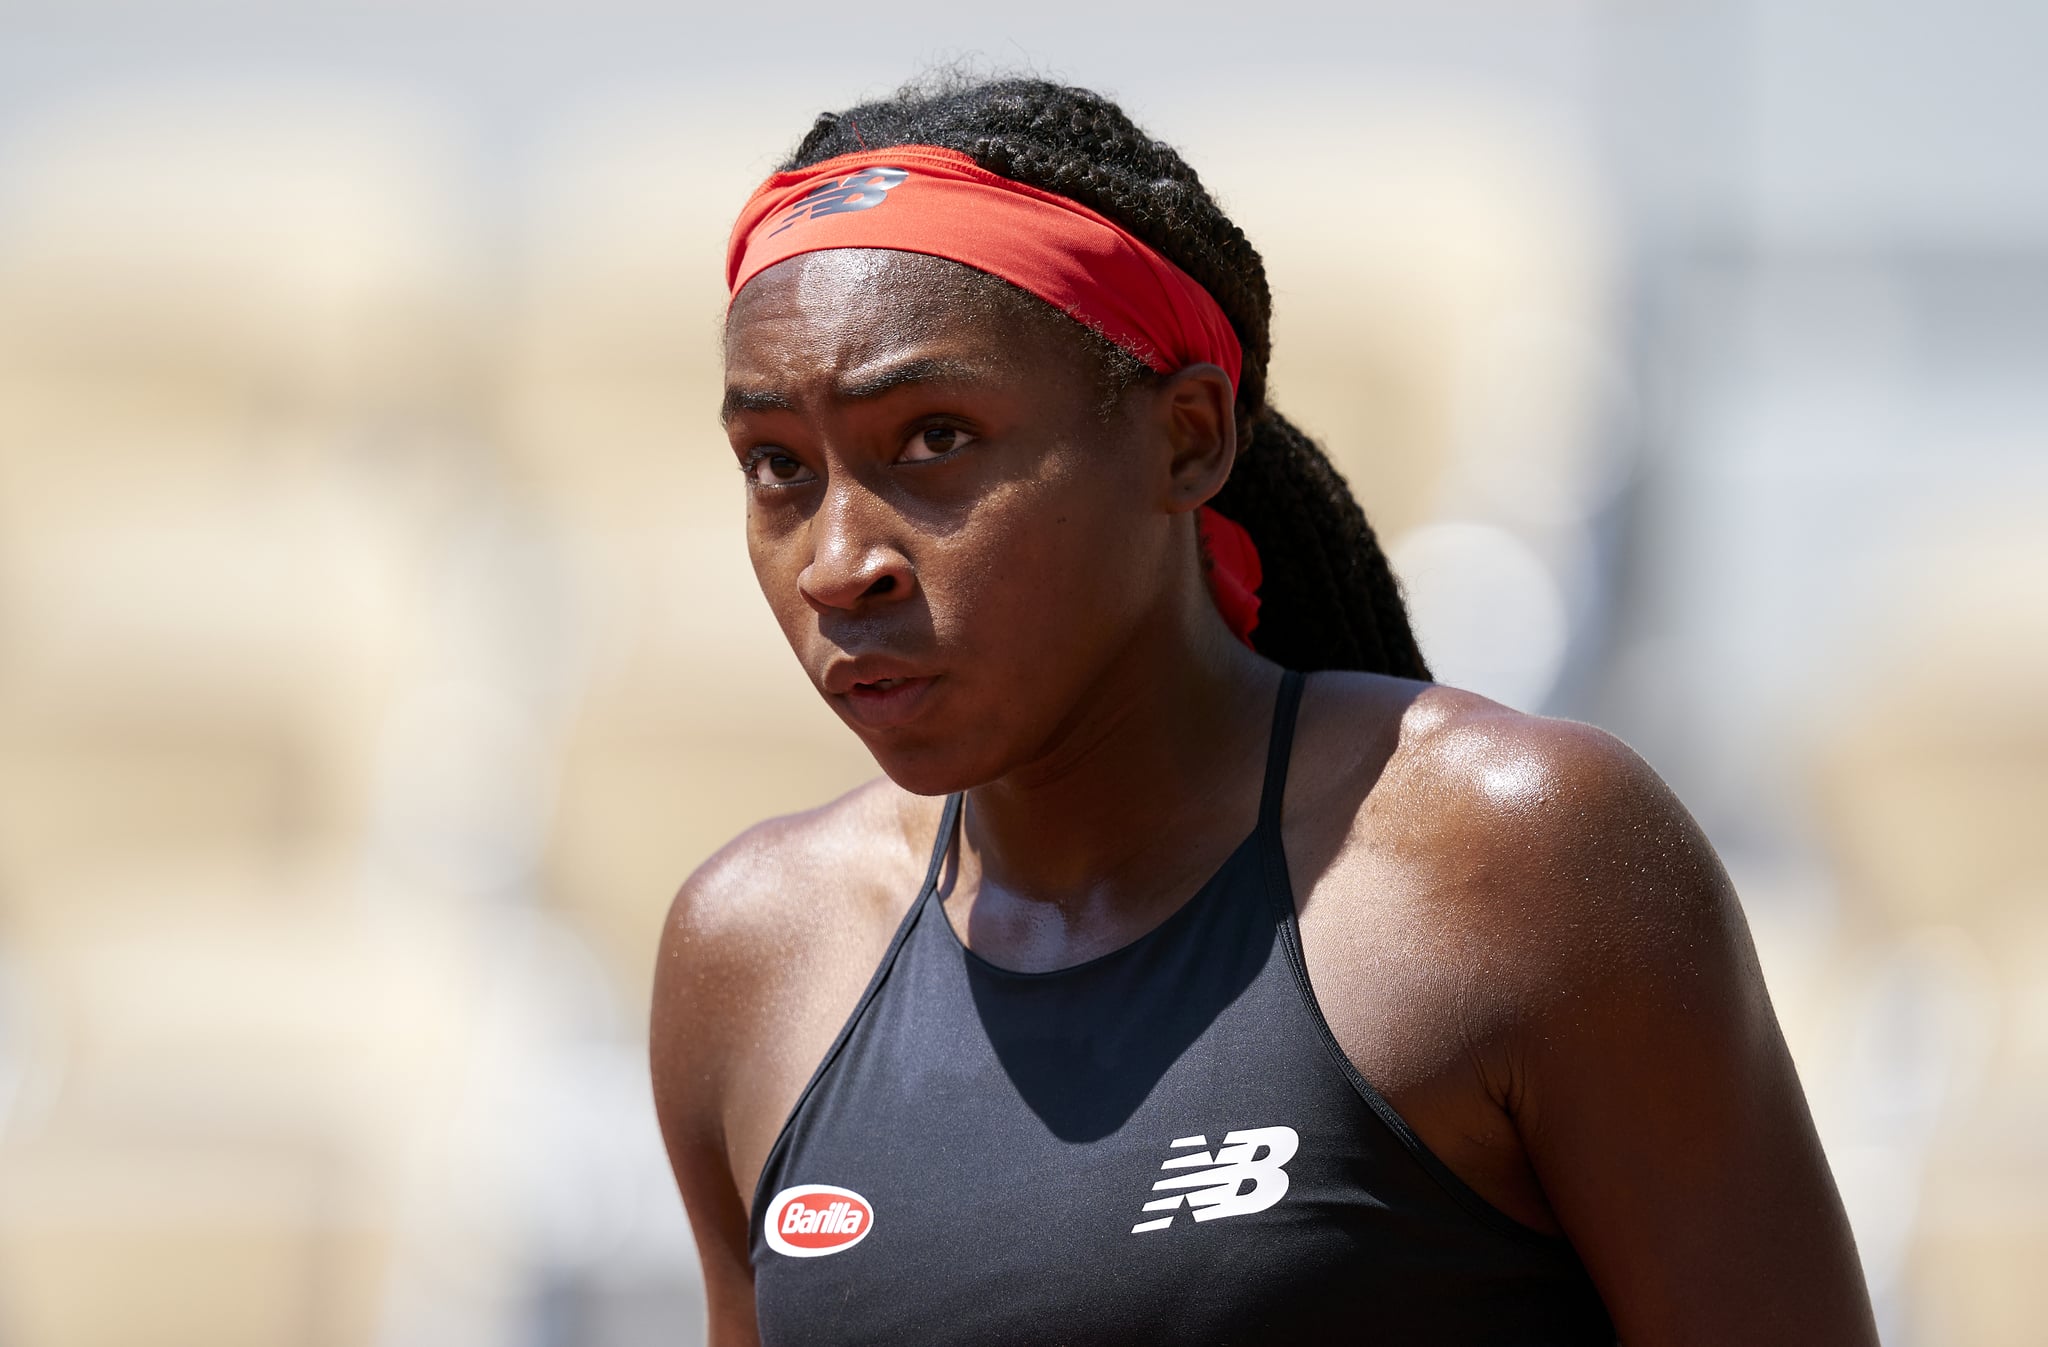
[958,594,1283,918]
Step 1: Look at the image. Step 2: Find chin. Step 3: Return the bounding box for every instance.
[858,737,994,798]
[845,713,1016,799]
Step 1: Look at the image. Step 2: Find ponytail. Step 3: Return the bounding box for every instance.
[1215,411,1431,678]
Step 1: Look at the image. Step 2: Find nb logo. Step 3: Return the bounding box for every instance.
[1130,1126,1299,1234]
[769,166,910,236]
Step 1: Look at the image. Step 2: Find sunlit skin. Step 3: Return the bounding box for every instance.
[652,249,1879,1346]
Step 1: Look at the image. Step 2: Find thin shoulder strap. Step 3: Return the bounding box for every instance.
[1258,669,1308,837]
[743,789,962,1226]
[921,791,964,899]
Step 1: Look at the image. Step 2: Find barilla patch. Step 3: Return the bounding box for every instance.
[763,1184,874,1257]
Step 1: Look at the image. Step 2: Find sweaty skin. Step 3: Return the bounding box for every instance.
[652,250,1878,1346]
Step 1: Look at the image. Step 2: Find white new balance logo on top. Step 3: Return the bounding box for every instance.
[1131,1126,1299,1234]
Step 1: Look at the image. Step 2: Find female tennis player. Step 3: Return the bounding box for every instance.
[651,77,1877,1345]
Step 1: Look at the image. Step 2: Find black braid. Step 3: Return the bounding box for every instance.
[779,75,1431,680]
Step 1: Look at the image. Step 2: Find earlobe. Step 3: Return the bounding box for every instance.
[1159,362,1239,516]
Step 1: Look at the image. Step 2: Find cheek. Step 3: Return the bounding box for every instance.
[926,470,1158,655]
[745,512,811,628]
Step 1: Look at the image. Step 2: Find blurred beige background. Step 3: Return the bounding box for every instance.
[0,2,2043,1344]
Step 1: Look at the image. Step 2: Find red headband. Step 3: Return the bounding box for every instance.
[726,144,1261,646]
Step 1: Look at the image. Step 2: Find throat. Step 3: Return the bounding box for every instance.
[942,665,1283,972]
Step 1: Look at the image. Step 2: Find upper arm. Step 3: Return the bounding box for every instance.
[1488,722,1876,1345]
[647,782,918,1347]
[650,848,768,1347]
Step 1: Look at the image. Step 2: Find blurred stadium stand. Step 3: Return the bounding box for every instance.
[0,2,2040,1343]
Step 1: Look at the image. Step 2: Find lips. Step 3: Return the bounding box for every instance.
[838,674,939,730]
[822,655,941,730]
[822,654,929,696]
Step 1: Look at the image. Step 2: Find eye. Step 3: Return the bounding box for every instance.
[742,449,816,486]
[898,424,976,463]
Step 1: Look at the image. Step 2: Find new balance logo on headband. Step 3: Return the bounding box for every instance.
[1131,1127,1299,1233]
[769,166,909,236]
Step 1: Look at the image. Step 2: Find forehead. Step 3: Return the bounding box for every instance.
[723,249,1080,386]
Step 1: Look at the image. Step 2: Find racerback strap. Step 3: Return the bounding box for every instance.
[1258,669,1308,838]
[924,791,964,898]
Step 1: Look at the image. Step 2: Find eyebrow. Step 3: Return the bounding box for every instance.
[720,355,995,425]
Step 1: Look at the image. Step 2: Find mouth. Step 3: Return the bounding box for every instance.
[837,673,940,730]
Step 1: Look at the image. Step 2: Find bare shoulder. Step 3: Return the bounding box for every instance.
[657,775,938,984]
[1293,684,1872,1341]
[651,777,946,1182]
[1294,672,1749,1007]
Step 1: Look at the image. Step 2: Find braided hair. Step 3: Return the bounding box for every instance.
[778,76,1432,680]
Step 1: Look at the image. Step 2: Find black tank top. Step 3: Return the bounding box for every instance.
[751,671,1615,1345]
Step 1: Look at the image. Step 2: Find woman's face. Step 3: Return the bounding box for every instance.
[722,249,1197,794]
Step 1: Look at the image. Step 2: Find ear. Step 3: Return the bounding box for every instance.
[1152,362,1239,516]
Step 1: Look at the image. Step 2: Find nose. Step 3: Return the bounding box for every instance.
[796,479,916,614]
